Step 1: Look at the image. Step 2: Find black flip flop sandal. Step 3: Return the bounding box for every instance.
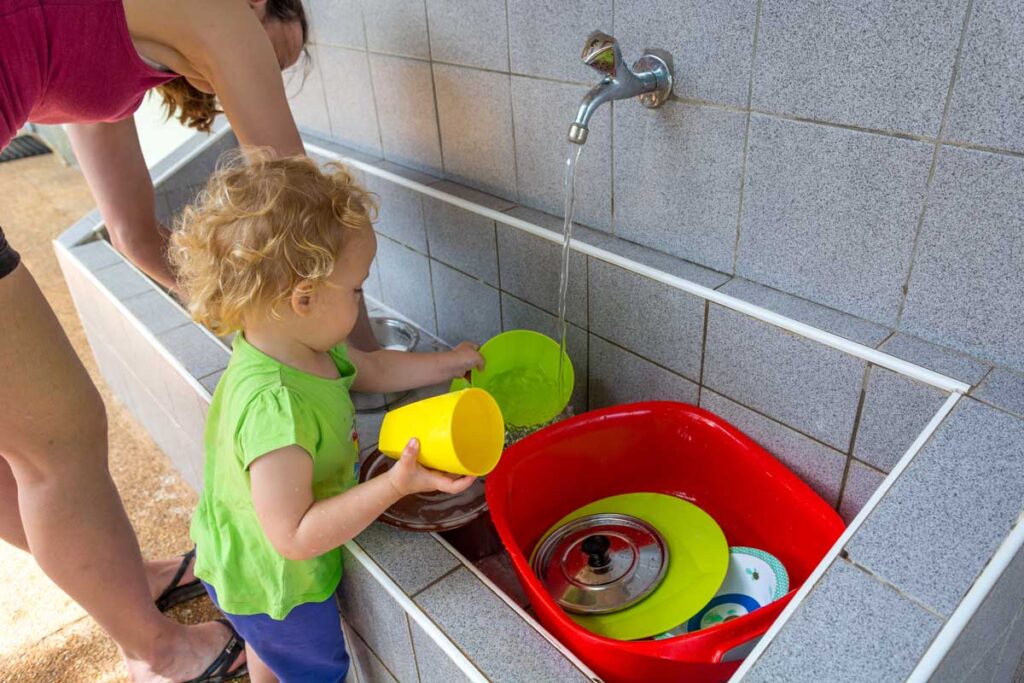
[156,548,206,612]
[185,619,248,683]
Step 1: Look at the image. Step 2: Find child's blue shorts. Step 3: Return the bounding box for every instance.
[202,581,350,683]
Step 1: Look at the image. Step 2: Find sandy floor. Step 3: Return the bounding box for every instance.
[0,154,243,682]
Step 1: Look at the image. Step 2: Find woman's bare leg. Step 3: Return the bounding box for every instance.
[0,263,240,681]
[245,644,278,683]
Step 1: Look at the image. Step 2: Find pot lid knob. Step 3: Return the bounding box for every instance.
[581,534,612,570]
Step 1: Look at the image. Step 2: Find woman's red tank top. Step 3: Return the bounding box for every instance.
[0,0,177,149]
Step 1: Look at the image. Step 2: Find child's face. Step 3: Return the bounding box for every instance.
[295,229,377,351]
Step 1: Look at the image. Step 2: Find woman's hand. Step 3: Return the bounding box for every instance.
[386,439,476,497]
[447,342,485,379]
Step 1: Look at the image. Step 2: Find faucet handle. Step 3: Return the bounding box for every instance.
[581,31,622,78]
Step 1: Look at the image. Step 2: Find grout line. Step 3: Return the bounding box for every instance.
[429,534,603,681]
[730,391,963,680]
[845,364,874,454]
[360,11,387,157]
[732,0,764,275]
[403,613,423,683]
[411,565,462,598]
[308,44,334,137]
[842,556,947,620]
[343,541,488,682]
[697,300,711,386]
[303,139,971,394]
[319,46,1024,162]
[422,2,448,179]
[874,329,896,349]
[833,455,855,515]
[968,365,995,395]
[894,0,975,329]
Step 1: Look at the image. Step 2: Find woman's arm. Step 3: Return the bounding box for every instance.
[187,2,304,155]
[349,342,484,394]
[250,440,474,561]
[66,119,177,290]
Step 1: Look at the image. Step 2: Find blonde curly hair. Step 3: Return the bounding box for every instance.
[169,152,377,336]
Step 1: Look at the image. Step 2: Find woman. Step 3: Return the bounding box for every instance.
[0,0,367,680]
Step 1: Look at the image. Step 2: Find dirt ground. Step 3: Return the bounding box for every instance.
[0,154,243,682]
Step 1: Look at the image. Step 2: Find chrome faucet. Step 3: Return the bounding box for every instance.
[568,31,673,145]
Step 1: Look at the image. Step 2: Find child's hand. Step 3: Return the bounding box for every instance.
[448,341,485,378]
[387,439,477,497]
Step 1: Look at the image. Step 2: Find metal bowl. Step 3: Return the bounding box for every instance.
[370,317,419,352]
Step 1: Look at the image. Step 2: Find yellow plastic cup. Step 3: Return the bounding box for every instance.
[378,388,505,476]
[463,330,574,427]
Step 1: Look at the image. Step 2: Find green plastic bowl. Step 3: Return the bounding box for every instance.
[450,330,574,427]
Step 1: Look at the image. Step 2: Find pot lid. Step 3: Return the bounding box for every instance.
[531,513,668,615]
[359,449,487,532]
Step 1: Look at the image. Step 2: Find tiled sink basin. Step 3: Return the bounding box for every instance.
[54,127,1024,682]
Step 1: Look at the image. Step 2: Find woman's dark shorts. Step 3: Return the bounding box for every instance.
[0,226,21,279]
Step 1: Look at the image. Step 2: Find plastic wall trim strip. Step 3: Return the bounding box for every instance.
[906,515,1024,682]
[344,541,489,683]
[303,141,971,395]
[728,391,965,680]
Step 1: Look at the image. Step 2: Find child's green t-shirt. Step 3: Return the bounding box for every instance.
[191,333,360,620]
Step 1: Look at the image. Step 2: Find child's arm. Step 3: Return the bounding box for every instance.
[349,342,484,393]
[250,439,474,561]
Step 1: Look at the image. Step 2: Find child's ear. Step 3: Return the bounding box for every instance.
[289,280,316,317]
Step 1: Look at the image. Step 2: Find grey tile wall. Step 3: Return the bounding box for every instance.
[700,390,847,506]
[510,77,612,231]
[703,305,867,450]
[415,567,592,682]
[615,0,758,107]
[410,619,473,683]
[290,1,1024,374]
[375,236,437,333]
[852,367,948,473]
[614,100,746,273]
[285,48,332,137]
[846,398,1024,616]
[718,278,891,347]
[973,368,1024,419]
[425,0,509,71]
[752,0,966,136]
[495,224,587,327]
[589,335,699,408]
[588,259,705,381]
[365,174,430,252]
[433,64,517,199]
[839,460,886,524]
[308,0,366,49]
[899,146,1024,373]
[353,524,460,595]
[429,261,502,344]
[932,543,1024,683]
[338,546,420,683]
[507,0,613,84]
[368,55,443,175]
[879,333,992,386]
[737,115,932,326]
[362,0,430,59]
[743,558,943,683]
[422,183,511,285]
[945,0,1024,153]
[320,46,383,156]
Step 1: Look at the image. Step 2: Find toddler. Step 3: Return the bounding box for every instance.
[170,153,482,683]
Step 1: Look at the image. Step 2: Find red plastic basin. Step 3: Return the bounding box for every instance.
[486,402,845,683]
